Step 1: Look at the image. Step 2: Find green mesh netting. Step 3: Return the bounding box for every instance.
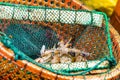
[0,2,116,76]
[4,24,58,59]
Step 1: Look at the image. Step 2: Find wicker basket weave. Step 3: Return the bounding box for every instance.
[0,0,120,80]
[110,0,120,34]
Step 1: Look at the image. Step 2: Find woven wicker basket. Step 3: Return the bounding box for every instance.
[110,0,120,34]
[0,0,120,80]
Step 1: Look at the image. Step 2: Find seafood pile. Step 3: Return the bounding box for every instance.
[35,39,90,64]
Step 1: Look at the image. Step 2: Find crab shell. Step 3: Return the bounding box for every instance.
[36,51,53,63]
[51,55,60,64]
[75,55,86,62]
[60,54,75,63]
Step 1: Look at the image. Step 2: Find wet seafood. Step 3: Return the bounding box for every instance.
[35,39,90,63]
[51,54,60,63]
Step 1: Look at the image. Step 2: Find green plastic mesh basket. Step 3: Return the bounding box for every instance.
[0,2,116,76]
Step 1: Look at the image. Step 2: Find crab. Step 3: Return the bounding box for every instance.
[35,38,90,64]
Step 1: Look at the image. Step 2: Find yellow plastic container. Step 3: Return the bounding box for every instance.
[81,0,118,16]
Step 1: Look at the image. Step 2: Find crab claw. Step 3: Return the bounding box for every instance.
[40,45,45,55]
[65,38,72,47]
[35,58,44,63]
